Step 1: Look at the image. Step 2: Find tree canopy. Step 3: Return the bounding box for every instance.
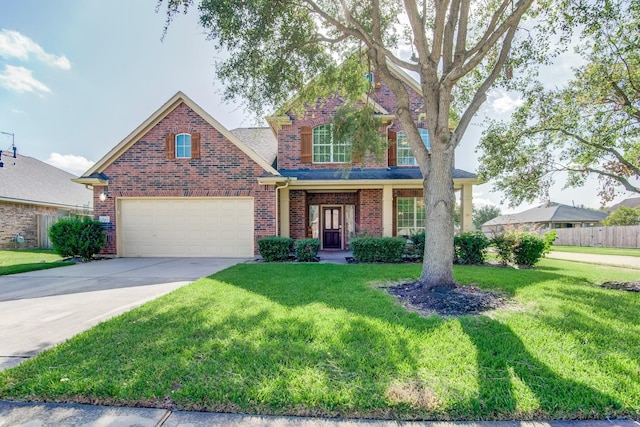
[473,205,502,230]
[159,0,567,288]
[603,206,640,226]
[478,0,640,206]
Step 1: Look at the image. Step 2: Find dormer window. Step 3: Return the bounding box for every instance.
[176,133,192,158]
[396,128,431,166]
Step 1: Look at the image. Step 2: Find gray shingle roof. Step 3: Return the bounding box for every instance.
[230,128,278,168]
[0,154,93,209]
[609,197,640,211]
[484,202,607,227]
[278,167,477,181]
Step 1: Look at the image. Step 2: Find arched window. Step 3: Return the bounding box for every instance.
[396,128,430,166]
[175,133,192,158]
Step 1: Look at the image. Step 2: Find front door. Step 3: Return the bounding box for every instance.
[322,207,342,249]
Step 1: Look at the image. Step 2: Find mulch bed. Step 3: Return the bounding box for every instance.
[599,281,640,292]
[384,282,509,317]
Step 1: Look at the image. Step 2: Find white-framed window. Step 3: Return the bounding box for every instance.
[175,133,192,158]
[313,124,350,163]
[397,197,426,236]
[396,128,430,166]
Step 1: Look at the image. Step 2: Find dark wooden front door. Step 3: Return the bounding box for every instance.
[322,207,342,249]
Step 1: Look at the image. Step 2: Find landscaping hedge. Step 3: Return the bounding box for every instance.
[257,236,293,262]
[295,238,320,262]
[350,236,405,263]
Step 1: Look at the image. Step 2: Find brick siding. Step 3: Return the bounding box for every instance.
[94,102,276,255]
[0,201,58,249]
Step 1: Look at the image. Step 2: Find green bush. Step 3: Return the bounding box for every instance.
[257,236,293,262]
[295,238,320,262]
[490,233,516,266]
[512,233,547,267]
[406,231,425,261]
[350,236,405,263]
[48,216,106,261]
[543,230,557,255]
[454,231,490,264]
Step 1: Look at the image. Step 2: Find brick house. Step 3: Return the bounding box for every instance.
[0,155,92,249]
[74,65,478,257]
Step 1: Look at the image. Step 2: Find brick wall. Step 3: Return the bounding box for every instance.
[277,81,424,171]
[0,201,58,249]
[359,189,383,236]
[289,190,307,239]
[94,102,276,255]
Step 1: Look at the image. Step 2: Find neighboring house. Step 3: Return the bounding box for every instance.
[609,197,640,212]
[0,154,93,249]
[74,67,479,257]
[482,202,608,234]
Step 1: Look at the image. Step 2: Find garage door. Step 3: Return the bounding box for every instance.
[119,198,254,257]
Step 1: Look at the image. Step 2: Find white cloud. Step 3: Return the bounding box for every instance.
[0,65,50,93]
[46,153,94,175]
[0,29,71,69]
[491,91,524,114]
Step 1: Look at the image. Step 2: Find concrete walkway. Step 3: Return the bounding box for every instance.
[1,400,638,427]
[546,251,640,269]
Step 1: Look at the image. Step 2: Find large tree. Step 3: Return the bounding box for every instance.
[160,0,560,289]
[478,0,640,206]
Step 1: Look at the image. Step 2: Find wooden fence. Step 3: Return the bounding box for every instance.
[551,225,640,248]
[37,214,59,249]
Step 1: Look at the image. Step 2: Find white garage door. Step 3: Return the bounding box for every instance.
[119,198,254,257]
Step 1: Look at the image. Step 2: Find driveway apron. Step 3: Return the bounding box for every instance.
[0,257,247,370]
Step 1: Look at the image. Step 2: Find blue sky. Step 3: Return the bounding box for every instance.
[0,0,626,212]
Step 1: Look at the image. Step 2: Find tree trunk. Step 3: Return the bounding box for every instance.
[418,136,457,289]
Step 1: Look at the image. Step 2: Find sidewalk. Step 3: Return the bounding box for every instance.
[546,251,640,269]
[1,400,638,427]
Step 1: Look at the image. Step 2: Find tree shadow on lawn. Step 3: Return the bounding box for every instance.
[459,317,621,419]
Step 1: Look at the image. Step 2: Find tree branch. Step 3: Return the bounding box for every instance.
[443,0,461,72]
[566,166,640,194]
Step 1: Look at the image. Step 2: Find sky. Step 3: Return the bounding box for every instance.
[0,0,633,213]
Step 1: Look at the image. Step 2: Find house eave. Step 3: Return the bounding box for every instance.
[72,177,109,186]
[0,196,93,211]
[258,176,292,185]
[286,177,479,189]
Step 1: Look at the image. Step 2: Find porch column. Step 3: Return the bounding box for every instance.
[382,185,393,237]
[460,184,473,232]
[279,186,290,237]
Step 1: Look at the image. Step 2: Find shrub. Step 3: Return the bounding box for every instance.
[257,236,293,262]
[350,236,405,263]
[512,233,547,267]
[490,233,516,266]
[454,231,490,264]
[295,238,320,262]
[407,231,425,261]
[48,216,106,261]
[542,230,557,255]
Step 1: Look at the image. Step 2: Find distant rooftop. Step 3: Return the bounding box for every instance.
[0,154,93,209]
[484,202,607,227]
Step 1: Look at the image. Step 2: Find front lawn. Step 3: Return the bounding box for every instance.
[0,249,74,276]
[1,260,639,420]
[551,245,640,257]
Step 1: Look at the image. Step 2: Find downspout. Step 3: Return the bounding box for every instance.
[274,180,290,236]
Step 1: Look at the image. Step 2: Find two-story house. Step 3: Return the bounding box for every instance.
[74,64,478,257]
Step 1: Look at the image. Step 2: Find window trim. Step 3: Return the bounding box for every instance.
[396,196,426,236]
[175,133,192,159]
[312,124,351,164]
[396,128,431,167]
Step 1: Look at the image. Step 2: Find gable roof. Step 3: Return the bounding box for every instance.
[0,154,92,210]
[484,203,607,227]
[76,92,279,183]
[609,197,640,211]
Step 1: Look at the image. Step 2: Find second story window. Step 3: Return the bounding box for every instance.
[396,128,431,166]
[312,124,350,163]
[175,133,192,158]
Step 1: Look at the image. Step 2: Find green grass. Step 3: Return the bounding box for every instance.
[1,260,639,420]
[551,245,640,257]
[0,249,74,275]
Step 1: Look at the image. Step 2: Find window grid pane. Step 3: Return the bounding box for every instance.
[312,124,351,163]
[397,197,426,236]
[176,133,192,158]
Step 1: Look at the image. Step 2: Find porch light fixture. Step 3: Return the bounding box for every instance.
[99,191,111,202]
[0,131,17,168]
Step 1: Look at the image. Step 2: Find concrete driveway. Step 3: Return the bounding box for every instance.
[0,257,247,370]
